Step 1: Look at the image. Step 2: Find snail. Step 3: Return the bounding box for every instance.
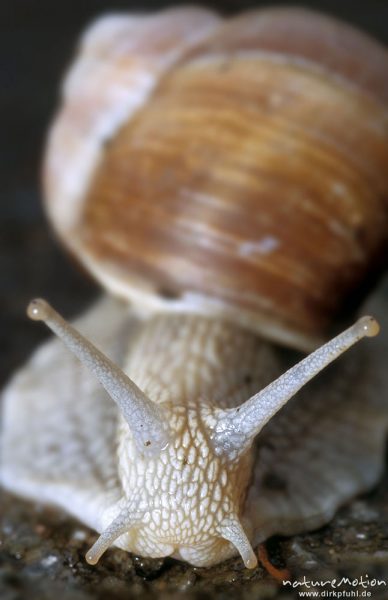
[1,6,388,571]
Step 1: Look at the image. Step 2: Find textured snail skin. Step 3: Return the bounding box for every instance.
[1,297,387,568]
[1,6,388,571]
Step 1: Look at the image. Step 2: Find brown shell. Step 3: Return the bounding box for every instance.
[44,7,388,350]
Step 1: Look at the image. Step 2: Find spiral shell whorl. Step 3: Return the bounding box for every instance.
[44,7,388,350]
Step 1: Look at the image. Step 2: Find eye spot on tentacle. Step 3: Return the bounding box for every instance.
[358,315,379,337]
[27,298,51,321]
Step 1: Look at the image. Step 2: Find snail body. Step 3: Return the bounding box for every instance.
[3,298,384,568]
[1,7,388,570]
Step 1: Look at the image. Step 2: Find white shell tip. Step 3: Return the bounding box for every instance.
[358,315,380,338]
[27,298,51,321]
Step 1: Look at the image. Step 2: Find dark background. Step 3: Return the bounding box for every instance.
[1,0,388,384]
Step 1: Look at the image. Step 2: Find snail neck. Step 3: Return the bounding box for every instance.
[123,312,279,410]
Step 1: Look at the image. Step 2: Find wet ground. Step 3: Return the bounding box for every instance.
[1,473,388,600]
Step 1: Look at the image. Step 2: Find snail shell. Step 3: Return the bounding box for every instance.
[44,6,388,351]
[1,6,388,571]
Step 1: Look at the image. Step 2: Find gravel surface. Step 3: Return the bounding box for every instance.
[1,478,388,600]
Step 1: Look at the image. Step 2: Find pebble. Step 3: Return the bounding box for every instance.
[71,529,88,542]
[350,501,379,524]
[2,522,14,535]
[177,571,197,591]
[41,554,59,567]
[34,524,47,536]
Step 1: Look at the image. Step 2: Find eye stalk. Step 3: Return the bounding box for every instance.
[27,298,170,454]
[211,315,380,459]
